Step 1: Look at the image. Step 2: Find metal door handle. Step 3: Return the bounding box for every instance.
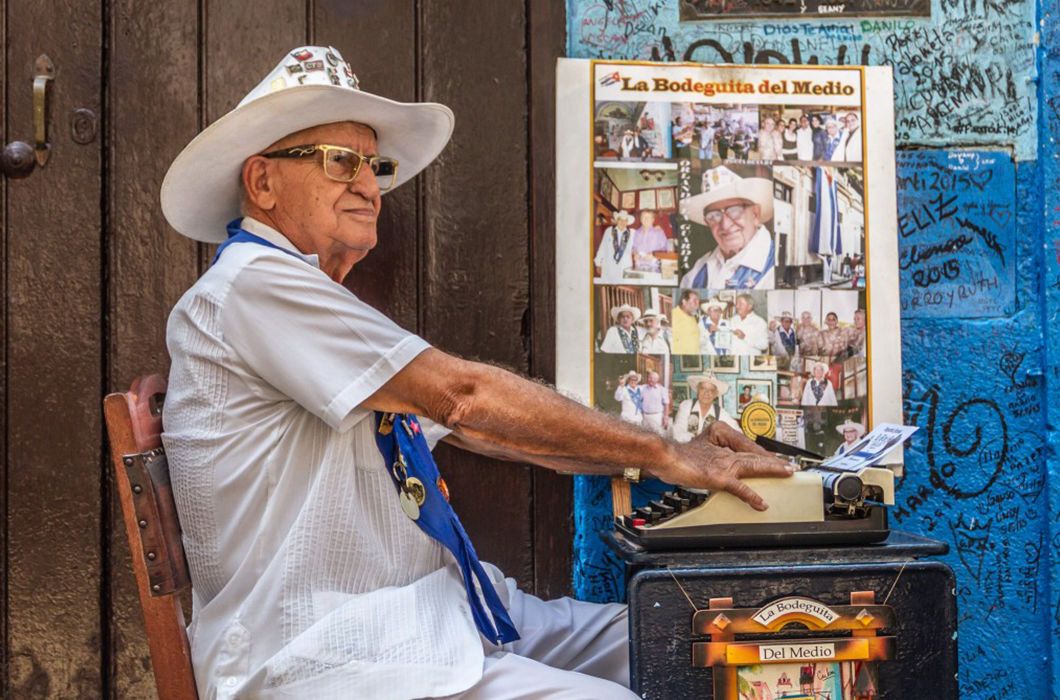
[33,54,55,167]
[1,54,54,179]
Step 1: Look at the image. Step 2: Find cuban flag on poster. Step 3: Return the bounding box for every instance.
[809,168,841,257]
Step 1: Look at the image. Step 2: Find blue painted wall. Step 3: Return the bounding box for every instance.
[565,1,1058,696]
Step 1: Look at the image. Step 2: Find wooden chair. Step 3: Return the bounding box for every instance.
[104,375,198,699]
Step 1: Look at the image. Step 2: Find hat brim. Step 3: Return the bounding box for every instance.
[611,306,642,323]
[680,177,774,227]
[161,85,454,242]
[687,375,729,396]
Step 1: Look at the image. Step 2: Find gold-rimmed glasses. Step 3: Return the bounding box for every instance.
[261,144,399,191]
[703,202,752,227]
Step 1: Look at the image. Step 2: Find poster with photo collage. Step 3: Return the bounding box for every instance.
[556,59,903,463]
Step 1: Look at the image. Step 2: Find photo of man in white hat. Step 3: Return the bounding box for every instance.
[699,297,731,355]
[771,310,798,357]
[834,419,866,456]
[593,209,636,283]
[600,303,642,353]
[802,362,838,406]
[672,374,741,441]
[159,45,792,699]
[614,370,644,423]
[638,310,671,355]
[678,164,776,290]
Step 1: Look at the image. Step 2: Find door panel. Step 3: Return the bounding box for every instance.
[2,3,570,696]
[107,3,201,697]
[420,0,535,587]
[5,2,104,696]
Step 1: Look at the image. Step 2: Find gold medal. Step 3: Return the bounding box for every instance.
[379,413,395,435]
[405,477,427,507]
[399,488,420,520]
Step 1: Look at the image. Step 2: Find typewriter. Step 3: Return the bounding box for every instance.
[614,437,896,550]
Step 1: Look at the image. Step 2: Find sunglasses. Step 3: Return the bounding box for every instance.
[261,144,399,191]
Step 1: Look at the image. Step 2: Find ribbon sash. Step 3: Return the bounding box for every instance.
[374,413,519,644]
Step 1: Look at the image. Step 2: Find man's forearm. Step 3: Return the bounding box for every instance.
[364,348,792,506]
[442,361,678,479]
[365,349,677,480]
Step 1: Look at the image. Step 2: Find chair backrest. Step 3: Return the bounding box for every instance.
[104,374,198,700]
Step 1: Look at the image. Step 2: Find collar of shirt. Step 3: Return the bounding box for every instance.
[708,225,772,274]
[240,216,322,269]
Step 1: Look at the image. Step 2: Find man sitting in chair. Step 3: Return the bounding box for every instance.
[159,46,791,699]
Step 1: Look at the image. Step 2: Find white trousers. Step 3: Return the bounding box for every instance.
[642,412,664,433]
[443,581,637,699]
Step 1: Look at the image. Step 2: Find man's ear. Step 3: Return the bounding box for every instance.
[242,156,277,211]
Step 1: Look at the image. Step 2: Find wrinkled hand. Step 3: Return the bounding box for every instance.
[733,329,746,339]
[669,422,793,511]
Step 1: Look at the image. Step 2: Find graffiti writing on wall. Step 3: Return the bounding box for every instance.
[899,345,1046,694]
[567,0,1038,159]
[896,151,1015,318]
[679,0,930,20]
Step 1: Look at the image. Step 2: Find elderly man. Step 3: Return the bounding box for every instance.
[850,308,866,357]
[729,293,770,355]
[822,119,843,160]
[159,46,790,699]
[802,362,838,406]
[797,310,822,356]
[593,209,636,283]
[619,128,638,159]
[699,298,731,355]
[640,371,671,433]
[638,310,671,355]
[679,165,776,290]
[672,289,702,355]
[834,419,866,456]
[771,311,798,357]
[831,112,862,162]
[672,374,741,441]
[614,371,644,424]
[600,303,642,353]
[631,209,669,271]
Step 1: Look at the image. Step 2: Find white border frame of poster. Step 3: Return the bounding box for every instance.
[555,58,903,464]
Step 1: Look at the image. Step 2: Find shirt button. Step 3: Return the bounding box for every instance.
[225,677,238,688]
[227,633,241,648]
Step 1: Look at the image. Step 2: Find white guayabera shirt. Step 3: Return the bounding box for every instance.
[163,217,496,699]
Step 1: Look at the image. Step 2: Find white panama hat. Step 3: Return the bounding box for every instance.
[679,164,774,227]
[836,420,866,437]
[610,304,642,323]
[161,45,454,243]
[638,309,668,325]
[613,210,636,226]
[700,298,726,313]
[686,374,729,397]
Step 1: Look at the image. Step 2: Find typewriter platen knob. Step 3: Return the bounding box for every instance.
[824,472,864,505]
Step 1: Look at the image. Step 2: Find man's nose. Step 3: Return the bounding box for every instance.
[349,163,381,199]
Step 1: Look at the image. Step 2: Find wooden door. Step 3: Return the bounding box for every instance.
[3,1,567,696]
